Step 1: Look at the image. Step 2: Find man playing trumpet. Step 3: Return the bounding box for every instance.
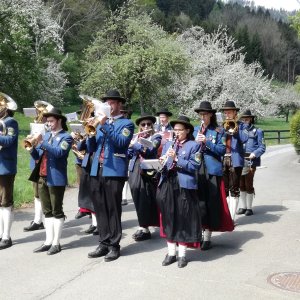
[0,93,18,250]
[28,108,73,255]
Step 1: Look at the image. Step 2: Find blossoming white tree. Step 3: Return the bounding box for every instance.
[171,26,274,118]
[0,0,67,106]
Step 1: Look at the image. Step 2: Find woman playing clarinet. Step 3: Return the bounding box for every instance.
[193,101,234,251]
[157,116,202,268]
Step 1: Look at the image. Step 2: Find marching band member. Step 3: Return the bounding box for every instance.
[237,109,266,216]
[157,116,201,268]
[154,108,173,132]
[194,101,234,251]
[86,89,134,262]
[220,101,249,221]
[128,113,161,242]
[0,93,18,250]
[29,108,73,255]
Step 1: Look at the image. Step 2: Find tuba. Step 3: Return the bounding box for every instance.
[223,119,238,135]
[0,92,18,136]
[22,100,53,151]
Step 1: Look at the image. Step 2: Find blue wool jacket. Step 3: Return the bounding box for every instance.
[243,125,266,167]
[160,140,201,189]
[193,124,226,176]
[30,131,73,186]
[86,117,134,177]
[0,116,18,175]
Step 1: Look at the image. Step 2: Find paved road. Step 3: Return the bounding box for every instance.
[1,144,300,300]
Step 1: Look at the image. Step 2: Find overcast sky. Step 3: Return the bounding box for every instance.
[251,0,300,11]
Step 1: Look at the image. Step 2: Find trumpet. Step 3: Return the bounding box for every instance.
[84,117,101,136]
[23,134,39,151]
[223,119,238,135]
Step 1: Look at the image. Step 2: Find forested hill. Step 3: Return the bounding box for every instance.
[57,0,300,85]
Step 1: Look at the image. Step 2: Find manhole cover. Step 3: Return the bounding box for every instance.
[268,272,300,293]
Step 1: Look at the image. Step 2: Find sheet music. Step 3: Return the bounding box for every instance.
[23,108,37,118]
[69,123,85,135]
[140,159,163,171]
[30,123,46,135]
[65,112,78,122]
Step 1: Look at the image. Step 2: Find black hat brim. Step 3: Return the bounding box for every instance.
[136,116,156,126]
[220,107,240,111]
[194,108,216,113]
[43,112,67,122]
[170,120,194,132]
[101,96,126,103]
[156,111,172,117]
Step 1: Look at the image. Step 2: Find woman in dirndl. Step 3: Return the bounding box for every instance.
[157,116,202,268]
[193,101,234,251]
[128,113,162,242]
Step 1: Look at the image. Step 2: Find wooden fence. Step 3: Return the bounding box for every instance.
[264,130,290,144]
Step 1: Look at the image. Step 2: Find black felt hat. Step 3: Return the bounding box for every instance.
[194,101,216,113]
[170,115,194,132]
[156,108,173,117]
[43,107,67,122]
[101,89,126,103]
[240,109,255,118]
[220,100,240,111]
[135,113,156,126]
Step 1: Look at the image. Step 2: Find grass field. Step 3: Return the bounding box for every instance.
[11,110,291,207]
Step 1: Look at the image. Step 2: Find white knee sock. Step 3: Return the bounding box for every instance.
[122,182,128,199]
[246,193,254,209]
[167,241,177,256]
[91,213,97,227]
[178,244,187,258]
[2,206,13,240]
[239,192,247,209]
[52,218,64,246]
[0,207,3,239]
[44,217,54,245]
[229,197,239,221]
[33,197,43,224]
[203,229,212,242]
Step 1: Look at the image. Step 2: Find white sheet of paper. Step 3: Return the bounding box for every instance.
[69,123,85,135]
[140,159,162,171]
[65,112,78,122]
[139,138,153,149]
[30,123,45,135]
[23,108,37,118]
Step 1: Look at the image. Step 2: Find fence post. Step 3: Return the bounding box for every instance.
[278,131,281,144]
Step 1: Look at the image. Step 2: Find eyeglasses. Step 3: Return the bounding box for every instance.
[140,122,152,127]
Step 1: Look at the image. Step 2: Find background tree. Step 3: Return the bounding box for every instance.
[171,26,274,118]
[80,0,187,112]
[0,0,67,107]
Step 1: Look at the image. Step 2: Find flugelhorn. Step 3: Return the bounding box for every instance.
[223,118,238,135]
[22,100,53,150]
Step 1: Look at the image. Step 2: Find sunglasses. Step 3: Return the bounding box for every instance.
[140,122,152,127]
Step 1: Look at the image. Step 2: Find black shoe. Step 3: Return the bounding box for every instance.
[121,199,128,206]
[178,257,188,268]
[47,244,61,255]
[24,221,44,232]
[85,225,97,234]
[33,244,52,253]
[245,209,253,216]
[132,229,143,239]
[0,238,12,250]
[201,241,212,251]
[134,231,151,241]
[88,245,109,258]
[104,249,120,262]
[162,254,177,266]
[236,208,247,215]
[75,211,90,219]
[92,229,99,236]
